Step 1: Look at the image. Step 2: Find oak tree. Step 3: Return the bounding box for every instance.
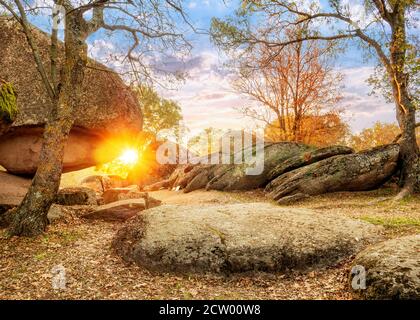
[211,0,419,198]
[0,0,191,236]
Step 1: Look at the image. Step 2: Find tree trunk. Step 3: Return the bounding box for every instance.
[8,118,73,236]
[395,90,419,199]
[389,6,419,199]
[8,12,88,236]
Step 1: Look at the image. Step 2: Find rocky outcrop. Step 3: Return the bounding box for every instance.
[80,174,128,194]
[83,198,148,222]
[0,17,143,175]
[153,142,314,193]
[112,203,382,274]
[56,187,97,206]
[267,145,354,180]
[266,144,400,203]
[145,142,407,201]
[350,234,420,300]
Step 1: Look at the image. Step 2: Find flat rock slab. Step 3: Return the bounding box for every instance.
[350,234,420,300]
[113,203,382,274]
[83,198,147,222]
[102,186,147,204]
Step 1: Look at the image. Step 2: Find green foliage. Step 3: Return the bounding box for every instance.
[368,42,420,110]
[360,215,420,228]
[134,85,183,136]
[210,15,250,52]
[0,81,18,122]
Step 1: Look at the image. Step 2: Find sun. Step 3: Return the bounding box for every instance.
[118,148,139,166]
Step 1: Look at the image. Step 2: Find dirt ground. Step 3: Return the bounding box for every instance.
[0,188,419,300]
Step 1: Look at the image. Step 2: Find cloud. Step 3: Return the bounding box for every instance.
[338,66,396,132]
[188,2,197,9]
[161,60,399,136]
[87,39,398,136]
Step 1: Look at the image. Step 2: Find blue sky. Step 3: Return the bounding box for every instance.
[158,0,397,135]
[23,0,403,136]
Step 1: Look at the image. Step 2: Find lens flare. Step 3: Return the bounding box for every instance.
[118,148,139,166]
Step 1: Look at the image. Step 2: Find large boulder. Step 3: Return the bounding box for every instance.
[350,234,420,300]
[0,171,31,206]
[154,142,315,193]
[0,17,143,175]
[266,144,400,203]
[112,203,382,274]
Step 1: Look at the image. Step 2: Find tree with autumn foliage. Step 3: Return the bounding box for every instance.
[222,23,347,146]
[211,0,419,198]
[351,121,420,151]
[265,114,349,147]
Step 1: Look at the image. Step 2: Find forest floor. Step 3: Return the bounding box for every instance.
[0,188,419,300]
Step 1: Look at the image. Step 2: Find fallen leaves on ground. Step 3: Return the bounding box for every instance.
[0,188,418,300]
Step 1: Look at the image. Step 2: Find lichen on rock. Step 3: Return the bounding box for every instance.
[0,80,18,122]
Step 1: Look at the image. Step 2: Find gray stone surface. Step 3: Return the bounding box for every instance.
[113,203,382,274]
[351,234,420,300]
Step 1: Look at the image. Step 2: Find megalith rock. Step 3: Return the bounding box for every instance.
[350,234,420,300]
[266,144,400,203]
[112,203,382,274]
[0,17,143,175]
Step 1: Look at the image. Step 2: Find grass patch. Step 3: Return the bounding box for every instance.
[34,251,48,261]
[360,216,420,228]
[59,231,80,245]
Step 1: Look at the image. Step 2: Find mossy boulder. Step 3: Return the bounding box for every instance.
[113,203,382,274]
[350,234,420,300]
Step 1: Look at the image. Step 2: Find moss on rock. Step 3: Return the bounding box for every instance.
[0,80,18,122]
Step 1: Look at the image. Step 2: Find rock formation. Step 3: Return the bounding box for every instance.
[112,203,382,274]
[145,142,409,202]
[350,234,420,300]
[0,17,143,175]
[266,144,400,203]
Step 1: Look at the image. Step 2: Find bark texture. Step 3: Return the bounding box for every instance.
[8,10,88,236]
[387,5,419,198]
[265,144,400,203]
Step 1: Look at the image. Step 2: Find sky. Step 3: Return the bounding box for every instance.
[155,0,397,136]
[24,0,404,136]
